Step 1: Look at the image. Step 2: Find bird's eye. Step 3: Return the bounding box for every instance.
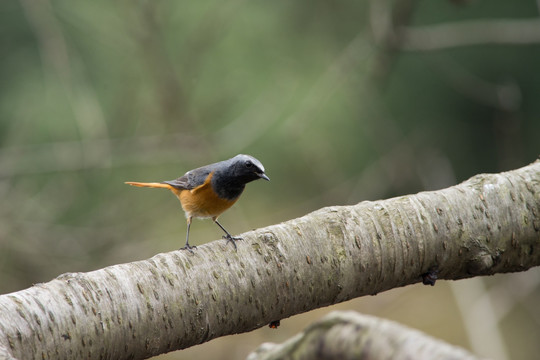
[245,160,253,168]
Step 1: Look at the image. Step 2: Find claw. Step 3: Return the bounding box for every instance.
[223,235,243,250]
[180,244,196,254]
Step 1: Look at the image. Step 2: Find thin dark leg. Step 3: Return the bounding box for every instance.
[213,218,242,250]
[180,217,196,253]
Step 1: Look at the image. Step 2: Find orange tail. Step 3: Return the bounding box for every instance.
[125,181,173,189]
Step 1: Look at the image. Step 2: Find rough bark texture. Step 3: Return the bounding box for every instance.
[247,311,484,360]
[0,161,539,359]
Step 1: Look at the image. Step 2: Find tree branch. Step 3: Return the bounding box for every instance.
[1,161,539,359]
[247,311,483,360]
[399,19,540,51]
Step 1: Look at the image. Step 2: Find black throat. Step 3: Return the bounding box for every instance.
[211,173,246,200]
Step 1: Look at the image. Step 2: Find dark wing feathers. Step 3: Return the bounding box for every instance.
[162,166,213,190]
[163,176,191,190]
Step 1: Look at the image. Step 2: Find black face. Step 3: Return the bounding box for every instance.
[237,159,267,183]
[212,155,269,200]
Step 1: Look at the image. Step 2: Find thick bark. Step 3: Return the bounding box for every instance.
[247,311,483,360]
[0,161,539,359]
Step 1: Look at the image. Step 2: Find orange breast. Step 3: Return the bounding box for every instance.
[173,172,238,219]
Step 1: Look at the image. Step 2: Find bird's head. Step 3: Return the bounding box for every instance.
[230,154,270,183]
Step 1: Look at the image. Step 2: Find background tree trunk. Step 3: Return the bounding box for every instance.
[0,161,539,359]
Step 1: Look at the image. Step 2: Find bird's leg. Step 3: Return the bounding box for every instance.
[180,217,196,253]
[213,217,242,250]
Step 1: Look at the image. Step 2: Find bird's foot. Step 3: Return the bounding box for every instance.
[223,234,243,250]
[180,244,196,254]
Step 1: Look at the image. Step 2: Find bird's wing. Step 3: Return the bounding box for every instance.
[163,175,191,190]
[163,166,213,190]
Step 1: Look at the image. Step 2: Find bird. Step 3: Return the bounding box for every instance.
[125,154,269,252]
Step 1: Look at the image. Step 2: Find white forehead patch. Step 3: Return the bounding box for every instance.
[235,154,265,172]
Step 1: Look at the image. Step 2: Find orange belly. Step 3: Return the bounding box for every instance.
[172,172,238,219]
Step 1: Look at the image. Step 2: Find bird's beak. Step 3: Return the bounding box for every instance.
[258,173,270,181]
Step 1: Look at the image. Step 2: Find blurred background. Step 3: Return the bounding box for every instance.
[1,0,540,359]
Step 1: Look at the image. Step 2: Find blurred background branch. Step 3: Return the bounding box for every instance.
[248,311,483,360]
[399,19,540,50]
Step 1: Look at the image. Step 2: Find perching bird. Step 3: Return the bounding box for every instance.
[125,154,269,251]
